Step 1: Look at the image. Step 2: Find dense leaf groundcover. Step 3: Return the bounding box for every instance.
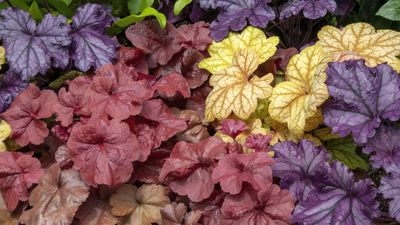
[1,0,400,224]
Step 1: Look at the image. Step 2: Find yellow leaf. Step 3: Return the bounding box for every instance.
[0,120,11,152]
[215,131,235,143]
[205,50,273,121]
[316,22,400,72]
[304,109,323,132]
[0,47,5,70]
[268,46,329,135]
[198,26,279,74]
[269,120,300,145]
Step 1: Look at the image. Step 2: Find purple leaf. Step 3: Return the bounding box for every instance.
[294,162,379,225]
[0,8,71,80]
[380,171,400,222]
[280,0,337,19]
[323,60,400,144]
[210,0,275,41]
[0,72,28,113]
[272,139,329,201]
[71,4,117,72]
[199,0,216,9]
[363,125,400,172]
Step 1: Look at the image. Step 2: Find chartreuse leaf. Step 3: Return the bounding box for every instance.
[376,0,400,21]
[29,1,43,21]
[199,26,279,74]
[325,137,368,170]
[205,49,274,121]
[0,120,12,151]
[47,0,74,18]
[109,6,166,35]
[268,46,329,136]
[316,22,400,72]
[174,0,192,15]
[128,0,154,14]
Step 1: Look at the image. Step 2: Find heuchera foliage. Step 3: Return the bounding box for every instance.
[323,60,400,144]
[3,1,400,224]
[0,4,117,80]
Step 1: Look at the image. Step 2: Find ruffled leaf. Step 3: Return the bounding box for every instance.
[272,139,329,201]
[20,164,89,225]
[67,118,140,186]
[2,84,57,147]
[212,152,274,194]
[221,185,294,225]
[205,49,273,121]
[160,137,227,202]
[110,184,170,225]
[199,26,279,74]
[316,22,400,72]
[269,46,329,135]
[294,162,379,225]
[379,171,400,222]
[280,0,337,19]
[126,19,181,67]
[210,0,275,41]
[363,125,400,172]
[323,60,400,144]
[0,152,43,211]
[0,8,71,79]
[71,4,117,72]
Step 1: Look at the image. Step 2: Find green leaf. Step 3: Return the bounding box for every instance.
[61,0,72,5]
[46,0,74,18]
[128,0,154,14]
[325,137,369,170]
[9,0,30,11]
[29,1,43,21]
[173,0,192,16]
[376,0,400,21]
[108,6,166,35]
[48,71,84,90]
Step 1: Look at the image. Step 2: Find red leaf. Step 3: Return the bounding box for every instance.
[221,185,294,225]
[20,164,90,225]
[160,137,227,202]
[126,19,181,67]
[161,202,202,225]
[155,73,191,98]
[67,118,140,186]
[218,119,248,138]
[190,191,226,225]
[177,110,209,143]
[156,49,210,89]
[117,46,149,74]
[176,21,212,51]
[0,152,43,211]
[212,152,274,195]
[186,85,212,118]
[89,64,153,121]
[2,84,57,146]
[54,76,93,127]
[244,134,272,152]
[139,99,187,148]
[134,148,171,184]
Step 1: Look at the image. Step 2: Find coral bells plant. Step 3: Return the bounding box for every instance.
[2,0,400,224]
